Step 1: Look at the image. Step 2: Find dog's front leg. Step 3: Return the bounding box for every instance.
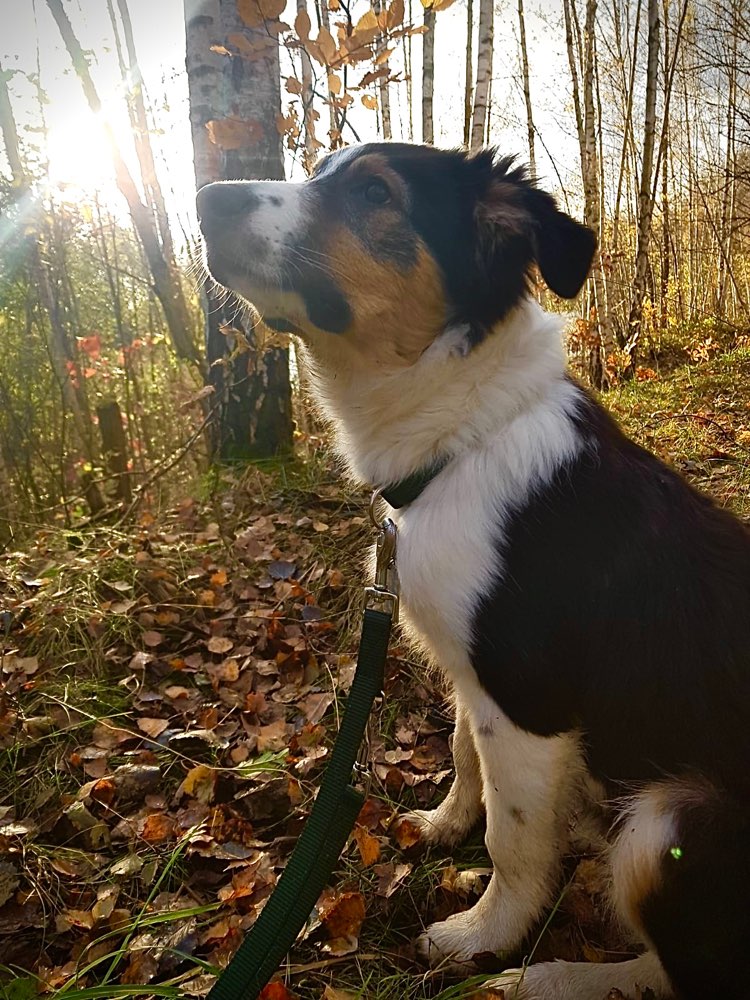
[418,695,580,970]
[401,700,483,846]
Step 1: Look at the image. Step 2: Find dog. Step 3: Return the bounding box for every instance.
[197,142,750,1000]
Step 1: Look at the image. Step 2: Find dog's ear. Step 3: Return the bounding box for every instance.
[522,186,597,298]
[475,157,596,301]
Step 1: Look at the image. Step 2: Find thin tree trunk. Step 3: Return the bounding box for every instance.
[404,0,414,140]
[97,400,132,502]
[373,0,392,139]
[297,0,319,166]
[625,0,660,367]
[470,0,493,150]
[517,0,536,175]
[316,0,339,143]
[113,0,175,262]
[422,3,435,144]
[0,56,94,455]
[46,0,202,369]
[464,0,473,145]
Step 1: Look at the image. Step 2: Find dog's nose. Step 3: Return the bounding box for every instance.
[196,182,258,224]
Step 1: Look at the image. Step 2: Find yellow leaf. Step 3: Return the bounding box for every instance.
[315,26,338,63]
[328,72,342,95]
[238,0,286,27]
[355,8,379,30]
[361,94,378,110]
[353,824,381,866]
[178,764,216,804]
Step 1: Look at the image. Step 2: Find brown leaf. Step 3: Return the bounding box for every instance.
[208,635,234,655]
[140,813,175,844]
[295,8,311,40]
[238,0,286,27]
[285,76,303,95]
[137,718,169,738]
[391,816,422,849]
[206,117,265,151]
[319,890,365,939]
[142,630,164,648]
[315,26,338,63]
[374,861,412,898]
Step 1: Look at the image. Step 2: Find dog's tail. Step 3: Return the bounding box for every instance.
[611,775,750,999]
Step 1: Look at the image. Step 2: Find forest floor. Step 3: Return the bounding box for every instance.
[1,339,749,1000]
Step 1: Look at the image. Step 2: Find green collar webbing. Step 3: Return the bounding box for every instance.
[206,605,392,1000]
[379,459,448,510]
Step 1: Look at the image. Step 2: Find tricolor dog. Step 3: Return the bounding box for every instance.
[197,143,750,1000]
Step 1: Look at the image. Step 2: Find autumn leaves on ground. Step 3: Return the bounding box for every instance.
[2,342,750,1000]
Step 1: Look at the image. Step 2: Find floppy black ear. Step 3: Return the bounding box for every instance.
[524,187,597,299]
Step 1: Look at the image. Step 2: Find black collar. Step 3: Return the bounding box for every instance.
[379,459,448,509]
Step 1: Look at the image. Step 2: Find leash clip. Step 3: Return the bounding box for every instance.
[365,491,399,621]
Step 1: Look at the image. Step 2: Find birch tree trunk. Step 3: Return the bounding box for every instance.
[372,0,393,139]
[422,3,435,144]
[46,0,202,369]
[297,0,319,167]
[625,0,660,368]
[517,0,536,175]
[185,0,293,461]
[464,0,473,145]
[470,0,493,150]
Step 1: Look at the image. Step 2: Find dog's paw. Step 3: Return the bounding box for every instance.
[397,807,471,849]
[483,967,531,999]
[416,912,492,971]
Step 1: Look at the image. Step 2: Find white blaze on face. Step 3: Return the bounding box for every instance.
[237,180,308,283]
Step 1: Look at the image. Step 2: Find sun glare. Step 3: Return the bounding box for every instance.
[46,112,115,193]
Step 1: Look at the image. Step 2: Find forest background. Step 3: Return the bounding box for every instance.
[0,0,748,997]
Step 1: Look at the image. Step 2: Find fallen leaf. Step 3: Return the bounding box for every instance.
[138,718,169,738]
[353,825,381,866]
[391,816,422,849]
[208,635,234,654]
[319,890,365,940]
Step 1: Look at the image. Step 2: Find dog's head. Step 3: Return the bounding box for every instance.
[197,143,596,365]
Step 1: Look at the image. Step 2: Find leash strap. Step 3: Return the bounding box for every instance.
[206,606,392,1000]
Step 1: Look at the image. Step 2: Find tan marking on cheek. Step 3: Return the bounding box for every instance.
[323,228,447,366]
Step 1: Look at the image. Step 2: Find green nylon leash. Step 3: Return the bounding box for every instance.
[207,514,397,1000]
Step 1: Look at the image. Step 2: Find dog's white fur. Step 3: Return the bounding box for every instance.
[300,300,608,962]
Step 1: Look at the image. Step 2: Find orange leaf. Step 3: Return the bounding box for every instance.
[259,983,297,1000]
[294,8,311,40]
[319,891,365,939]
[140,813,174,844]
[206,117,265,150]
[391,816,422,849]
[238,0,286,26]
[353,824,381,866]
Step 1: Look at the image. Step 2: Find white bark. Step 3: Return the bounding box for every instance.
[470,0,493,150]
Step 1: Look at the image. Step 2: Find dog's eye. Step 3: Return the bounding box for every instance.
[363,179,391,205]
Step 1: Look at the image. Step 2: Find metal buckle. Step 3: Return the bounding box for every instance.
[364,494,399,621]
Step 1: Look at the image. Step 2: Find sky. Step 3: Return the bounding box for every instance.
[0,0,585,239]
